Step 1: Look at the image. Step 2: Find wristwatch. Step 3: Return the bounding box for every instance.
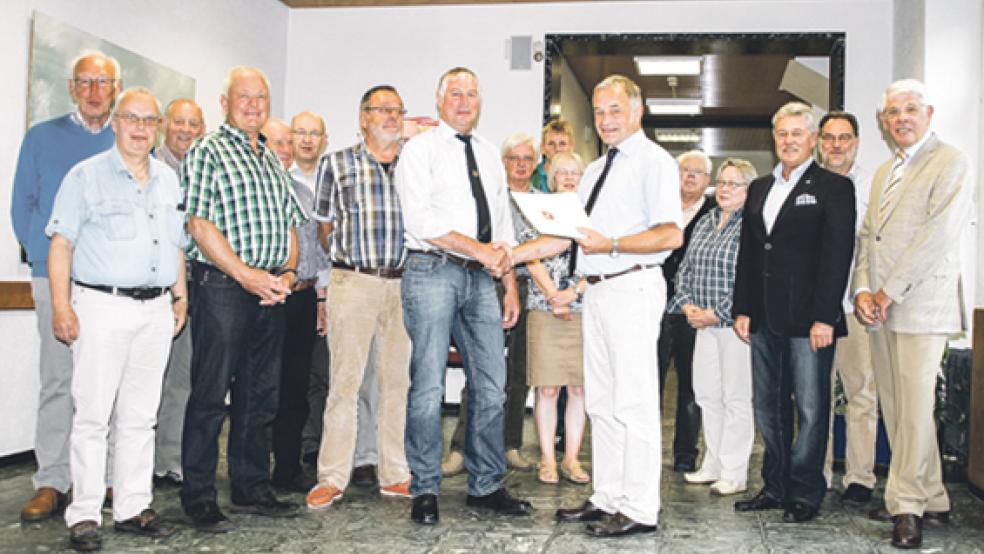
[609,237,620,258]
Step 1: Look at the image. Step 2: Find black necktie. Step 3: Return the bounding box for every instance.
[569,147,619,276]
[456,134,492,243]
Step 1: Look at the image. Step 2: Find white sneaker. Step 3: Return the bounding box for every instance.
[710,479,747,496]
[684,468,720,484]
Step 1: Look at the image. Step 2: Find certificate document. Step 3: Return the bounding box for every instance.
[510,191,593,239]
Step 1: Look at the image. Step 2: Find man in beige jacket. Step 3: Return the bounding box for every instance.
[853,79,970,550]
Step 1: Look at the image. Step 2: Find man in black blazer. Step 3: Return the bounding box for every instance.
[659,149,717,472]
[732,102,855,523]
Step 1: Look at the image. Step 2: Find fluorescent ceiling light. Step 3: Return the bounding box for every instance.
[634,56,702,76]
[646,98,702,115]
[655,130,700,143]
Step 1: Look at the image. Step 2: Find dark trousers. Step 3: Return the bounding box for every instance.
[181,262,285,509]
[751,326,834,509]
[451,277,529,453]
[657,312,701,464]
[271,286,318,483]
[301,340,329,457]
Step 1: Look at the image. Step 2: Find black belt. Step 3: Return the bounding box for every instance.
[584,263,660,285]
[75,281,168,300]
[407,249,484,271]
[333,263,403,279]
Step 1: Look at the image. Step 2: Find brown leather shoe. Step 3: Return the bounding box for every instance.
[586,512,657,537]
[556,500,608,522]
[21,487,67,522]
[869,507,950,527]
[891,513,922,549]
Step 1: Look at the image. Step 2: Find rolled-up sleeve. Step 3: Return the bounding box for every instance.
[646,151,683,229]
[45,167,87,244]
[394,138,455,242]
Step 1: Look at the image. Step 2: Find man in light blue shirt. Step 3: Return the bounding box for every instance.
[47,87,187,552]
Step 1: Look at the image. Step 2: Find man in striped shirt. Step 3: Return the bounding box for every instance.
[178,66,305,532]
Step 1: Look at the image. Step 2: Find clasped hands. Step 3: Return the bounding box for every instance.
[240,267,294,306]
[854,289,892,326]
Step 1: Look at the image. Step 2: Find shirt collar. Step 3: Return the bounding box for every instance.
[220,122,267,152]
[900,131,933,161]
[108,144,160,183]
[772,157,814,186]
[70,110,112,134]
[609,128,647,158]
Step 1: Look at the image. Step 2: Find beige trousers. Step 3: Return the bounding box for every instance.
[868,328,949,515]
[317,270,411,489]
[824,316,878,489]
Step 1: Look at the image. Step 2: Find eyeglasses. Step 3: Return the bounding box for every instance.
[115,112,160,128]
[555,169,582,177]
[773,129,810,140]
[680,168,708,177]
[505,155,536,163]
[715,179,747,189]
[363,106,407,116]
[292,129,324,138]
[73,77,116,90]
[883,104,923,119]
[820,133,855,144]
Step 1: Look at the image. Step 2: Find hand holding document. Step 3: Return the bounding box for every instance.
[510,191,594,239]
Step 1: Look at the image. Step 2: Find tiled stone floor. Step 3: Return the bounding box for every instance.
[2,376,983,552]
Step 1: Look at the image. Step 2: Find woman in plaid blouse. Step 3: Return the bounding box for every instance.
[667,158,758,497]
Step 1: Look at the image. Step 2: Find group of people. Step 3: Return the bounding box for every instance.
[9,47,969,552]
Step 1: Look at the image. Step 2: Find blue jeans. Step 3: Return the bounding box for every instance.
[181,262,284,509]
[750,327,834,509]
[401,253,507,497]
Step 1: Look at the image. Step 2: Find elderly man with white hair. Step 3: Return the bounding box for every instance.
[732,101,855,524]
[854,79,970,549]
[47,87,185,551]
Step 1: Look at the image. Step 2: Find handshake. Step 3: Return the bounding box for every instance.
[478,241,515,278]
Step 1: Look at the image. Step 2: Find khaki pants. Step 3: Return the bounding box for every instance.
[868,328,949,516]
[824,316,878,489]
[316,270,411,489]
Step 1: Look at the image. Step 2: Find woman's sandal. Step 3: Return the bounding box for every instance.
[538,462,559,484]
[559,460,591,485]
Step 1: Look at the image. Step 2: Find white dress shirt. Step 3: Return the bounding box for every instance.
[763,158,813,234]
[395,120,516,254]
[576,129,682,275]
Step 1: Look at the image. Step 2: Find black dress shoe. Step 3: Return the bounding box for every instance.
[734,490,783,512]
[892,513,922,549]
[69,520,101,552]
[556,500,608,523]
[271,473,316,494]
[869,507,950,527]
[351,465,378,488]
[465,487,533,516]
[229,492,300,518]
[186,501,234,533]
[586,512,657,537]
[840,483,873,504]
[411,494,439,525]
[672,456,697,473]
[782,501,818,523]
[114,509,176,538]
[153,473,183,490]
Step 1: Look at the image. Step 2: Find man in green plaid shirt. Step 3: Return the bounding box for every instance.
[178,66,305,532]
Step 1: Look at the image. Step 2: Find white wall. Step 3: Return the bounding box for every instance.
[0,0,289,455]
[285,0,894,173]
[556,54,600,163]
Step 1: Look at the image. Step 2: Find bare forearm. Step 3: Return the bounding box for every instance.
[512,236,570,264]
[318,222,333,254]
[426,231,486,259]
[285,228,299,270]
[170,249,187,299]
[187,216,252,281]
[527,261,559,296]
[47,235,73,311]
[620,223,682,254]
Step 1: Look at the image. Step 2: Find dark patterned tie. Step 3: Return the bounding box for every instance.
[569,147,619,276]
[456,134,492,243]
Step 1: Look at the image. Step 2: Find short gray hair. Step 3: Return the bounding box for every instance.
[716,157,758,184]
[547,151,585,192]
[437,67,479,98]
[878,79,932,112]
[594,74,643,111]
[500,132,538,159]
[223,66,271,98]
[676,149,711,174]
[69,49,121,79]
[114,87,161,116]
[772,102,819,133]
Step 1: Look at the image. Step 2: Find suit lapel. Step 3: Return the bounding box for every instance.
[878,134,940,230]
[772,161,820,234]
[752,175,774,238]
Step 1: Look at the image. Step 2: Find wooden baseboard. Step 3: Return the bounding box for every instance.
[0,281,34,310]
[970,309,984,491]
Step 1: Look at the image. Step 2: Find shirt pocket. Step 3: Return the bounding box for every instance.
[91,199,136,241]
[337,172,363,213]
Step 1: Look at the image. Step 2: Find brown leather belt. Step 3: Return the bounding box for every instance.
[333,262,404,279]
[584,263,660,285]
[292,277,318,291]
[407,249,484,271]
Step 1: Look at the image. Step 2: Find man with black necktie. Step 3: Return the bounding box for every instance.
[394,67,530,525]
[512,74,683,537]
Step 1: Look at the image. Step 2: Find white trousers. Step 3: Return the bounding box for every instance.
[824,315,878,489]
[692,326,753,483]
[64,285,172,526]
[584,267,663,526]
